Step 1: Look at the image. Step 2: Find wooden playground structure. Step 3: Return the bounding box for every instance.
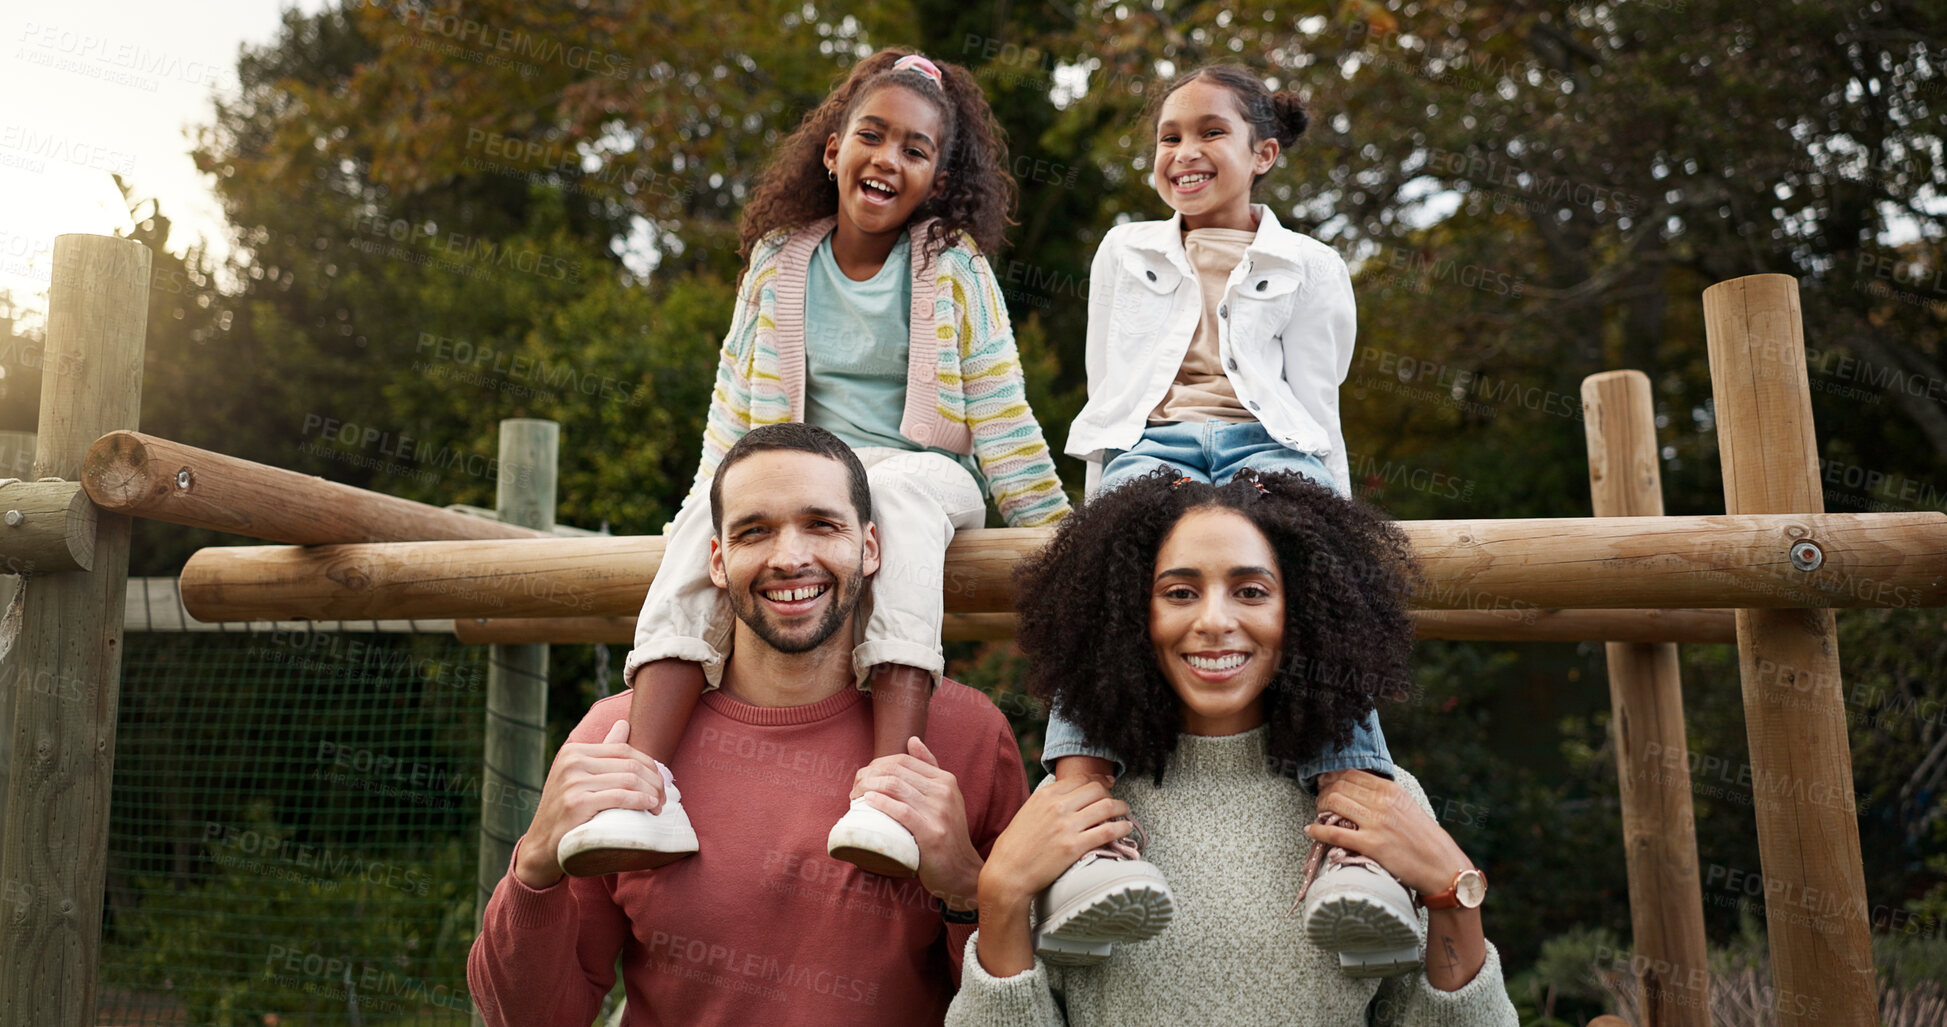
[3,233,1940,1025]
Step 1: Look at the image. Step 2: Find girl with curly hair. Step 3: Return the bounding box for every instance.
[947,471,1517,1026]
[558,48,1070,880]
[1036,63,1405,975]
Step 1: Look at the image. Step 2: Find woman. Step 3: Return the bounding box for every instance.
[948,471,1518,1025]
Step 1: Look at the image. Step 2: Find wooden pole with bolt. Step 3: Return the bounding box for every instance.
[1704,274,1875,1026]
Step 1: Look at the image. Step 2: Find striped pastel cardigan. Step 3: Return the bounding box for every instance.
[686,217,1071,527]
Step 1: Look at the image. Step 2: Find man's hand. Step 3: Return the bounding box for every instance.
[513,719,667,890]
[850,737,982,911]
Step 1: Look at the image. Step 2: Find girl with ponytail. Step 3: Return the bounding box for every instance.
[1033,66,1415,982]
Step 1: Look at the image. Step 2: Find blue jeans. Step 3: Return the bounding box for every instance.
[1042,706,1394,786]
[1098,420,1336,495]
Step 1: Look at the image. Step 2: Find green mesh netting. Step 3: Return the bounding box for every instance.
[99,629,489,1026]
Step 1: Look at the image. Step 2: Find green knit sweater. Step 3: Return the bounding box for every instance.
[946,727,1519,1026]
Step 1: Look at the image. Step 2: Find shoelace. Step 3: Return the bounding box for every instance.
[1076,815,1151,866]
[1290,811,1380,913]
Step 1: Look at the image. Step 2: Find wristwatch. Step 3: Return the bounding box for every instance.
[938,899,979,924]
[1419,868,1487,910]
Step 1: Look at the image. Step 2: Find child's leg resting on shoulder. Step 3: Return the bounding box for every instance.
[556,490,722,875]
[1052,755,1118,788]
[829,449,986,875]
[1298,709,1395,792]
[1030,705,1172,966]
[868,663,932,759]
[629,659,707,765]
[1040,708,1122,788]
[621,486,733,763]
[851,449,986,746]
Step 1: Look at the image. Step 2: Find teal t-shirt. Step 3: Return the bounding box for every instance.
[803,234,975,479]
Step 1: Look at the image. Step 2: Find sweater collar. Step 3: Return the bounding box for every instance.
[1168,723,1273,778]
[700,678,866,726]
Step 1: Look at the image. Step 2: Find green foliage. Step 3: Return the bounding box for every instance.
[1504,924,1624,1024]
[104,805,475,1027]
[1549,915,1947,1025]
[947,640,1051,783]
[74,0,1947,1014]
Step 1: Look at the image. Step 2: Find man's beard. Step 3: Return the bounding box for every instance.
[727,563,865,655]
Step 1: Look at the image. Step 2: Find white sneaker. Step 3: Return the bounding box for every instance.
[826,797,920,877]
[556,765,698,877]
[1296,812,1423,977]
[1033,820,1174,966]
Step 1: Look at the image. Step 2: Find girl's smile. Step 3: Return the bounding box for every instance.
[824,84,946,277]
[1152,79,1280,232]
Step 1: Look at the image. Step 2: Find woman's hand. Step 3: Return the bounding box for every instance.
[1308,770,1489,992]
[1308,770,1469,896]
[974,777,1132,978]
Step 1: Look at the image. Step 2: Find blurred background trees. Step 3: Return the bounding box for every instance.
[8,0,1943,1018]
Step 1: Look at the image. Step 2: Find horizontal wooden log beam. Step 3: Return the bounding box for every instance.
[0,480,96,573]
[1410,608,1736,644]
[81,431,545,544]
[179,512,1947,623]
[451,609,1738,646]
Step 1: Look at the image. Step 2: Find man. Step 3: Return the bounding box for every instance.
[468,423,1028,1025]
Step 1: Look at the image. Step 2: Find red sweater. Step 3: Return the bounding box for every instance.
[468,679,1028,1026]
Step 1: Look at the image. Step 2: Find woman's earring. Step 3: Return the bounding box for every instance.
[828,168,836,181]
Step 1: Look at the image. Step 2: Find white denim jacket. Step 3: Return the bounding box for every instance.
[1066,204,1355,496]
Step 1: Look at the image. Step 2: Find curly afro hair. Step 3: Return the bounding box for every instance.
[1013,469,1420,785]
[738,48,1016,260]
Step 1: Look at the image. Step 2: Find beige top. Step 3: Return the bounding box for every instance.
[1150,226,1257,424]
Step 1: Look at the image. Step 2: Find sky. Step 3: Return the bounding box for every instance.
[0,1,329,323]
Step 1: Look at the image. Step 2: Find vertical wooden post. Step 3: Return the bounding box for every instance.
[475,421,556,933]
[1703,274,1875,1026]
[0,235,150,1027]
[1582,371,1710,1026]
[0,431,33,849]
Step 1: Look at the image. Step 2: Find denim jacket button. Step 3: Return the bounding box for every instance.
[1226,358,1238,371]
[1255,280,1268,291]
[1219,304,1228,318]
[1145,270,1157,282]
[1248,400,1261,411]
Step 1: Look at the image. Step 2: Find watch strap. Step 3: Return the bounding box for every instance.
[939,899,979,924]
[1419,868,1485,910]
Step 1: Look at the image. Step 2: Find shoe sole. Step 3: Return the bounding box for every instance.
[1036,880,1175,964]
[1337,945,1424,978]
[557,809,698,877]
[1304,894,1422,976]
[826,814,920,878]
[828,843,918,878]
[559,845,691,877]
[1034,933,1114,966]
